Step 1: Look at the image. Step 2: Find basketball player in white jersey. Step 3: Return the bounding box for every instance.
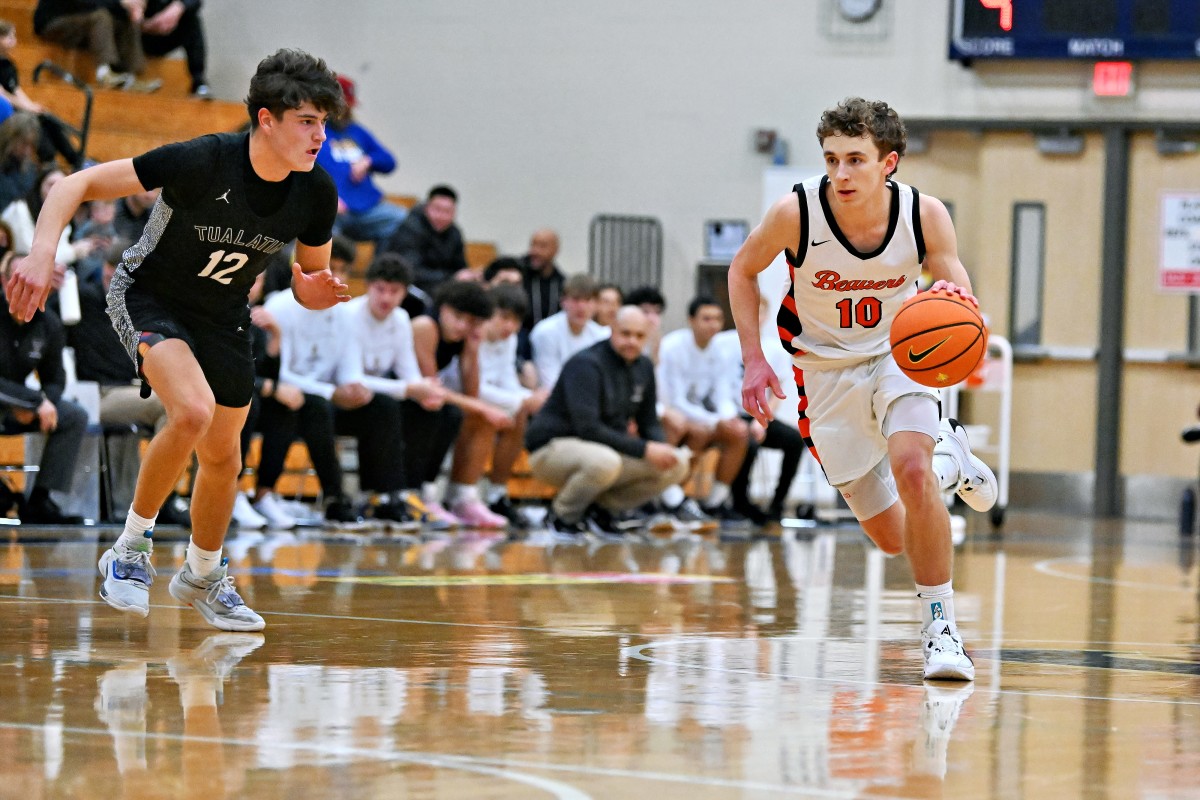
[728,98,997,681]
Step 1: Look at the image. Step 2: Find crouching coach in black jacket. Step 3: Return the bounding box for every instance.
[524,305,689,535]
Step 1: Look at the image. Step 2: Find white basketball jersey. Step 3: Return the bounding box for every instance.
[777,175,924,369]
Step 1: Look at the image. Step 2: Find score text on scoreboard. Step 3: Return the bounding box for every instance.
[950,0,1200,60]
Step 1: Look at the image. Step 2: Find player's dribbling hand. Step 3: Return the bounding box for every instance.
[291,263,351,310]
[930,280,979,308]
[6,254,55,323]
[741,354,784,427]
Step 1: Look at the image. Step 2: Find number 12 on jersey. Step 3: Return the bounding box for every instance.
[835,296,883,328]
[198,250,250,285]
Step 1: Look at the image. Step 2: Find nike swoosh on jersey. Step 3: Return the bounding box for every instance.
[908,336,951,363]
[811,239,830,247]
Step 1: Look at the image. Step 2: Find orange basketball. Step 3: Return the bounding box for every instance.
[889,291,987,388]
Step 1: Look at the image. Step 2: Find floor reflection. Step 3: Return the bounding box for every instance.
[2,512,1200,798]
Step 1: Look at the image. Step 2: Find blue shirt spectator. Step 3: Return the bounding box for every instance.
[316,74,407,254]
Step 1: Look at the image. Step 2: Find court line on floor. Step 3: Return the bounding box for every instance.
[1032,557,1199,591]
[622,639,1200,706]
[0,721,901,799]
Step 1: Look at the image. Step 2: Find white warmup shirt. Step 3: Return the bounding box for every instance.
[343,295,422,400]
[264,290,363,399]
[477,333,530,415]
[657,327,739,425]
[529,311,608,389]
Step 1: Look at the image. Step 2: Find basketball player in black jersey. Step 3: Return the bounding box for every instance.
[7,49,350,631]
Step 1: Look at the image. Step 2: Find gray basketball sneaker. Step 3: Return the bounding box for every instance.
[168,557,265,632]
[934,418,998,513]
[98,537,156,617]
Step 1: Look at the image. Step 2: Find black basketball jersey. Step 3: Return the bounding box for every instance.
[112,132,336,327]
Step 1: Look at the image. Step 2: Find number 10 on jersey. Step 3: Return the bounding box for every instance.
[835,296,883,328]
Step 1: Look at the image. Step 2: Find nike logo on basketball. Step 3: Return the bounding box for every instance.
[216,189,231,203]
[811,239,830,247]
[908,336,951,363]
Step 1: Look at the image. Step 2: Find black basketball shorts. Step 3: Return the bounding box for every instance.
[112,287,255,408]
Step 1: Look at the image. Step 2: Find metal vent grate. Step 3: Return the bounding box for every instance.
[588,215,663,290]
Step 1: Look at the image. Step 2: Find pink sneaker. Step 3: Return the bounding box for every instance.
[450,499,509,529]
[422,500,463,528]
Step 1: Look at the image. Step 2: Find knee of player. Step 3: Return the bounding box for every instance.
[891,452,934,495]
[876,537,905,557]
[169,398,216,436]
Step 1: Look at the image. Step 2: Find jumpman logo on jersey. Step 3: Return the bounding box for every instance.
[216,189,231,203]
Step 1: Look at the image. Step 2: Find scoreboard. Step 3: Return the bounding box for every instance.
[949,0,1200,60]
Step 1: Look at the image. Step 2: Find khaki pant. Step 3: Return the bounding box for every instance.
[40,9,146,74]
[101,384,167,432]
[529,437,689,522]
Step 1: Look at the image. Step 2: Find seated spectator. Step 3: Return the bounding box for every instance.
[477,284,550,526]
[0,112,38,218]
[524,306,689,536]
[482,256,523,287]
[114,186,159,243]
[594,283,622,329]
[0,261,87,523]
[383,184,466,297]
[71,199,117,284]
[139,0,209,98]
[529,273,607,389]
[713,325,810,524]
[520,228,564,334]
[316,74,408,254]
[411,280,509,528]
[657,296,751,524]
[0,20,81,166]
[343,252,462,528]
[624,285,666,361]
[34,0,161,92]
[259,259,404,527]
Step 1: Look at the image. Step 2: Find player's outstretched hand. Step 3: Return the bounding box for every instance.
[291,263,351,310]
[930,280,979,308]
[6,254,55,322]
[741,353,785,426]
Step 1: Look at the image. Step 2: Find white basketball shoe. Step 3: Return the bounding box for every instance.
[922,619,975,681]
[934,418,998,513]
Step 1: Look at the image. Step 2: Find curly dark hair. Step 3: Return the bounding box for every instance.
[816,97,907,176]
[435,278,494,319]
[245,49,347,128]
[366,252,414,286]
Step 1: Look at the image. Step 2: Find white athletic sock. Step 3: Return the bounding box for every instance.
[706,481,731,509]
[421,482,441,504]
[661,484,685,508]
[448,482,478,505]
[916,581,956,628]
[186,540,222,577]
[117,507,156,551]
[932,454,959,492]
[486,483,507,505]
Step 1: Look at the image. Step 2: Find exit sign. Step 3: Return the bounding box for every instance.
[1093,61,1134,97]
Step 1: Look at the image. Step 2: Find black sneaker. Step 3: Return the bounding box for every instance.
[488,496,527,529]
[325,498,365,526]
[545,511,587,537]
[21,491,84,525]
[668,499,719,533]
[702,502,754,530]
[372,502,421,532]
[732,499,770,527]
[158,494,191,527]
